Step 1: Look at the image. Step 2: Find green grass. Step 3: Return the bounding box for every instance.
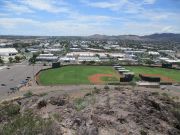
[39,66,119,85]
[125,66,180,82]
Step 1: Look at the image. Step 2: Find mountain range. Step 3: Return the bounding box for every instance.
[87,33,180,41]
[0,33,180,42]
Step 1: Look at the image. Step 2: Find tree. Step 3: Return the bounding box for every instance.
[145,59,155,65]
[0,57,4,64]
[15,56,21,63]
[29,53,39,64]
[29,57,36,64]
[95,54,100,58]
[8,57,13,63]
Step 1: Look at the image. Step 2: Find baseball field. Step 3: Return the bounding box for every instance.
[38,66,120,85]
[125,66,180,82]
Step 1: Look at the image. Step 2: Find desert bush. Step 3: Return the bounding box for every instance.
[74,98,87,111]
[39,92,48,97]
[172,109,180,123]
[0,110,53,135]
[53,113,62,122]
[23,91,33,98]
[140,129,147,135]
[104,85,110,90]
[93,87,101,94]
[151,92,159,96]
[0,103,20,117]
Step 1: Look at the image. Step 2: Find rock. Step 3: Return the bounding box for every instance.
[50,95,68,106]
[37,99,47,109]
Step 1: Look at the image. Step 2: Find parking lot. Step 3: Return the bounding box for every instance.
[0,64,46,96]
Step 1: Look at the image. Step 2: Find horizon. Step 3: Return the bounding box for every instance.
[0,0,180,36]
[0,32,180,37]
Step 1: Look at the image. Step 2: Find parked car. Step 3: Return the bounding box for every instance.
[1,84,6,86]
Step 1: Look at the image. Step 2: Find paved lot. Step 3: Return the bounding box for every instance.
[0,64,46,96]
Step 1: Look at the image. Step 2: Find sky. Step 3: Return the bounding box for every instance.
[0,0,180,36]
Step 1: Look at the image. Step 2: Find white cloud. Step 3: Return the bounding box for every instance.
[161,26,173,32]
[2,0,71,14]
[81,0,129,11]
[80,0,157,13]
[0,18,39,28]
[143,0,156,4]
[4,1,34,14]
[0,17,179,36]
[0,0,179,35]
[21,0,70,13]
[0,13,9,16]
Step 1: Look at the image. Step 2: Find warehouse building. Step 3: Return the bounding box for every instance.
[0,48,18,56]
[36,53,59,62]
[78,56,100,62]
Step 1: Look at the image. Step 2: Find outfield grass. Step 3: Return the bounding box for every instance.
[125,66,180,82]
[38,66,119,85]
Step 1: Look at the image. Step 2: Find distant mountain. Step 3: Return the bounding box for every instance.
[87,33,180,41]
[1,33,180,42]
[142,33,180,41]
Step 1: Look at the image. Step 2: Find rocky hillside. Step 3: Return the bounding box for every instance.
[0,87,180,135]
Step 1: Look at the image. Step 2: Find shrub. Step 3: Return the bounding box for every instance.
[53,113,62,122]
[2,103,20,117]
[37,100,47,109]
[23,91,33,98]
[172,109,180,123]
[84,92,92,97]
[104,85,110,90]
[93,87,100,94]
[151,92,159,96]
[162,93,169,97]
[140,129,147,135]
[39,92,48,97]
[0,110,53,135]
[74,98,87,111]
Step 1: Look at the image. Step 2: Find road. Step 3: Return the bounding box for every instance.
[0,64,46,96]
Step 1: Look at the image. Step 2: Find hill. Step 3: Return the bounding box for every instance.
[87,33,180,41]
[0,86,180,135]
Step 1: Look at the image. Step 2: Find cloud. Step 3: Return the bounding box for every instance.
[20,0,70,13]
[0,0,179,35]
[2,0,71,14]
[80,0,157,13]
[81,0,128,11]
[0,17,178,36]
[143,0,156,4]
[3,1,34,14]
[161,26,173,32]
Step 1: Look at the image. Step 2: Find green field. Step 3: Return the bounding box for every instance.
[125,66,180,82]
[38,66,119,85]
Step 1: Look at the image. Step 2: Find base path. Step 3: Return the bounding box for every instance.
[88,74,113,84]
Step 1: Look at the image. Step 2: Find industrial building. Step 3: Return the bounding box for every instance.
[0,48,18,56]
[36,53,58,62]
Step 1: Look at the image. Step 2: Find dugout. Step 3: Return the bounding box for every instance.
[162,63,172,68]
[139,74,160,82]
[52,62,61,68]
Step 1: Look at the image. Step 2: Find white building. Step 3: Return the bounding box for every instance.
[148,51,160,56]
[36,53,58,62]
[0,48,18,56]
[59,57,76,62]
[78,56,100,62]
[159,50,175,54]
